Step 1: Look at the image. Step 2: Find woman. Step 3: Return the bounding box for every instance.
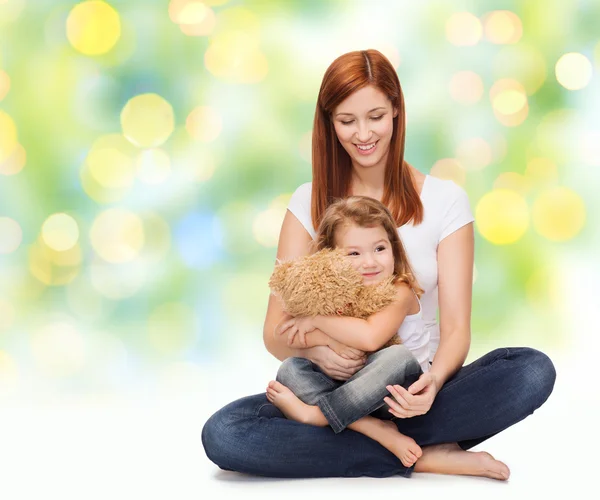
[201,49,556,480]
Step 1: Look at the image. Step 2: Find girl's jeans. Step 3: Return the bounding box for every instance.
[202,347,556,478]
[276,344,422,433]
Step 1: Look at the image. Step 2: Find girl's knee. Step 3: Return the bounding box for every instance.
[276,357,309,386]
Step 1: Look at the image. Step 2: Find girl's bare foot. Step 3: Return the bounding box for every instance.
[266,381,328,426]
[414,442,510,480]
[378,420,422,467]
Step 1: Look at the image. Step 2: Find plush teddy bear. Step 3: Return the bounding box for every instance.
[268,248,401,349]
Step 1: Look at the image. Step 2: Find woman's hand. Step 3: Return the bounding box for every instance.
[383,372,440,418]
[327,338,366,361]
[304,346,366,381]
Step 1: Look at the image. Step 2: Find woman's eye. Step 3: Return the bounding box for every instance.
[371,115,383,121]
[341,120,354,125]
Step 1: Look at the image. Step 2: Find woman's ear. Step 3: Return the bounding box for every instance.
[393,107,399,118]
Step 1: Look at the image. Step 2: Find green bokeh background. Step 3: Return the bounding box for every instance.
[1,0,599,400]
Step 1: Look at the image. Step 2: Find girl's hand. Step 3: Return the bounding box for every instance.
[328,338,366,361]
[383,372,440,418]
[304,346,366,381]
[278,316,316,347]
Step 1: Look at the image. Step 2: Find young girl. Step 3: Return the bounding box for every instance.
[266,196,430,467]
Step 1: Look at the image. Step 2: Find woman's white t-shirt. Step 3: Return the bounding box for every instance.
[286,175,475,368]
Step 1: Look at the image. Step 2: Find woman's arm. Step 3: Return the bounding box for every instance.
[263,210,314,361]
[383,223,474,419]
[312,284,414,352]
[430,222,474,387]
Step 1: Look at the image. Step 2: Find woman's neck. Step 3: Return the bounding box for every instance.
[350,165,386,200]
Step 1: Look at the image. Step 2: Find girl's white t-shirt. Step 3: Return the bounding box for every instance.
[286,175,475,367]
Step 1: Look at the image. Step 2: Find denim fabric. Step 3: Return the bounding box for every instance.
[202,347,556,478]
[275,345,422,433]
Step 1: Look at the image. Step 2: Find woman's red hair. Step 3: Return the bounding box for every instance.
[311,49,423,231]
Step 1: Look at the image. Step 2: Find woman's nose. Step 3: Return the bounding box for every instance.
[356,121,372,143]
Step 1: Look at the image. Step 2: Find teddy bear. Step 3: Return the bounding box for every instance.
[268,247,401,350]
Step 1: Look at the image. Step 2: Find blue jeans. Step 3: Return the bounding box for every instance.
[276,345,422,433]
[202,347,556,478]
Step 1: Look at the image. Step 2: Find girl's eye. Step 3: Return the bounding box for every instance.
[375,246,386,252]
[348,251,359,256]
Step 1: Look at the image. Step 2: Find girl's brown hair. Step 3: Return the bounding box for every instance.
[311,49,423,232]
[315,196,423,296]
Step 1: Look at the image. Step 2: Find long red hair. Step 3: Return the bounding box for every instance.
[311,49,423,231]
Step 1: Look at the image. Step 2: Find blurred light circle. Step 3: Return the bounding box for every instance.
[490,134,508,162]
[186,106,222,142]
[493,89,527,115]
[90,209,145,263]
[179,7,216,37]
[41,213,80,252]
[136,148,172,184]
[446,12,482,47]
[580,131,600,166]
[490,79,529,126]
[449,71,484,105]
[0,69,9,100]
[493,172,529,195]
[475,189,529,244]
[555,52,593,90]
[532,187,586,242]
[482,10,522,44]
[31,322,86,377]
[0,142,26,175]
[253,206,287,248]
[66,1,121,56]
[430,158,466,186]
[87,145,135,189]
[0,0,25,25]
[204,31,268,84]
[534,109,577,162]
[120,93,175,148]
[0,109,17,163]
[0,217,22,254]
[28,239,81,286]
[375,44,401,69]
[493,45,547,95]
[148,303,196,356]
[90,258,146,299]
[456,137,492,171]
[0,299,15,331]
[175,212,222,269]
[525,158,558,187]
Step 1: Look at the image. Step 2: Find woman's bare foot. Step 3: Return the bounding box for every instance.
[414,442,510,480]
[266,381,328,426]
[377,420,422,467]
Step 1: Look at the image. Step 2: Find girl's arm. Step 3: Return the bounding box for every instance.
[312,284,415,352]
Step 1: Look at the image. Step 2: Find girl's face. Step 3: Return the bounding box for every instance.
[335,223,395,285]
[332,85,398,172]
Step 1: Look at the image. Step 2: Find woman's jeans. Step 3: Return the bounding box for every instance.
[276,345,422,433]
[202,347,556,478]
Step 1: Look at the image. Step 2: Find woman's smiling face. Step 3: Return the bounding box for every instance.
[332,85,397,172]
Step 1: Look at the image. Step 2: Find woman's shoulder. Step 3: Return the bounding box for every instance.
[287,181,316,239]
[424,175,468,203]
